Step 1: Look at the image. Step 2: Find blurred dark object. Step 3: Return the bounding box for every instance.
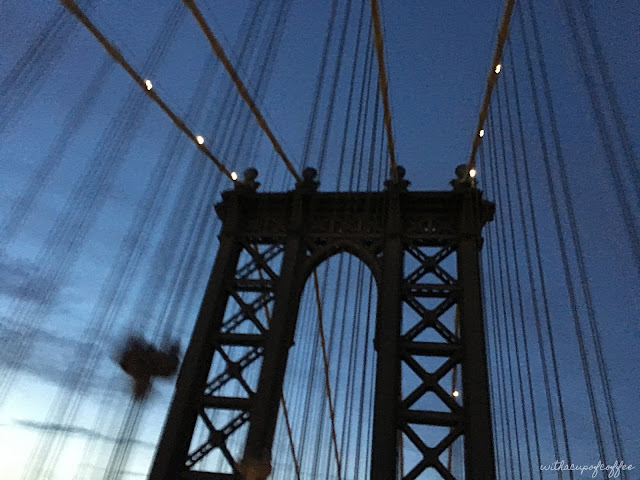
[116,336,180,399]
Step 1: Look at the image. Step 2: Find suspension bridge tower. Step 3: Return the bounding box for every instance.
[148,165,495,480]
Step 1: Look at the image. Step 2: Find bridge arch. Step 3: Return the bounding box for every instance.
[150,185,496,480]
[274,250,379,478]
[299,239,382,289]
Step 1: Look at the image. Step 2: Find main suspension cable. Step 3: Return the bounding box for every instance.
[467,0,515,170]
[185,2,356,471]
[369,0,398,182]
[60,0,233,179]
[182,0,301,182]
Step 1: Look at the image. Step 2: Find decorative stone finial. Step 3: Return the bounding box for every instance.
[295,167,319,192]
[384,165,410,191]
[450,164,476,190]
[234,167,260,192]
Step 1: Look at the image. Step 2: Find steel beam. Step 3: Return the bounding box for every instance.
[148,169,495,480]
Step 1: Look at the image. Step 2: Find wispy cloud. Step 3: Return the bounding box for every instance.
[0,253,61,307]
[0,321,129,394]
[13,419,155,449]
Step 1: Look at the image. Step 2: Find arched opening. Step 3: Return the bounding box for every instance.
[271,250,378,480]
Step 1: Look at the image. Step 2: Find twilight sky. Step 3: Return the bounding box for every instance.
[1,1,639,479]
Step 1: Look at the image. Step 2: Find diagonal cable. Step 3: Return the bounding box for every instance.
[369,0,398,182]
[467,0,515,170]
[60,0,233,179]
[183,0,301,182]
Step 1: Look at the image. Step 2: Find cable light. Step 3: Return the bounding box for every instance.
[144,79,153,90]
[230,171,238,181]
[495,63,502,74]
[469,168,477,178]
[479,129,485,138]
[196,135,204,145]
[452,390,460,397]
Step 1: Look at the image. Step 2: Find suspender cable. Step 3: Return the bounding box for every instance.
[353,274,375,478]
[559,0,640,280]
[505,37,564,478]
[335,0,368,190]
[575,1,640,200]
[316,0,353,174]
[300,0,339,170]
[1,57,113,244]
[480,181,509,478]
[481,207,508,479]
[59,0,234,180]
[486,115,518,479]
[369,0,398,182]
[523,0,609,467]
[341,263,365,477]
[0,2,98,134]
[349,27,374,190]
[1,0,182,407]
[467,0,515,170]
[312,270,343,480]
[183,0,301,182]
[500,52,544,478]
[354,39,377,191]
[333,257,355,467]
[494,85,537,478]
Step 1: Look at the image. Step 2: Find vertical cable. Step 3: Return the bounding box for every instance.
[500,46,543,479]
[522,0,608,466]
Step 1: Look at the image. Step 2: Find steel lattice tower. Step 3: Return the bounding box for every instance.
[148,167,495,480]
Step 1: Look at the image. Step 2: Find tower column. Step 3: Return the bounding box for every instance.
[239,172,317,480]
[370,189,403,480]
[457,189,496,479]
[149,191,244,480]
[147,167,495,480]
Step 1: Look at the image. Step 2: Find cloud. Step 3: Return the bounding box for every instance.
[13,419,156,449]
[0,321,177,401]
[0,253,61,307]
[78,463,148,478]
[0,321,129,394]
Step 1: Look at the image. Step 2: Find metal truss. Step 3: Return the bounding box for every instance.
[149,168,495,480]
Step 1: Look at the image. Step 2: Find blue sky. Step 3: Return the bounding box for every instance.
[1,1,639,479]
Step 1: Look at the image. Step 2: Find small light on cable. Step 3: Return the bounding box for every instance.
[231,171,238,181]
[452,390,459,398]
[196,135,205,145]
[144,79,153,91]
[469,168,477,178]
[495,64,502,74]
[479,129,485,138]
